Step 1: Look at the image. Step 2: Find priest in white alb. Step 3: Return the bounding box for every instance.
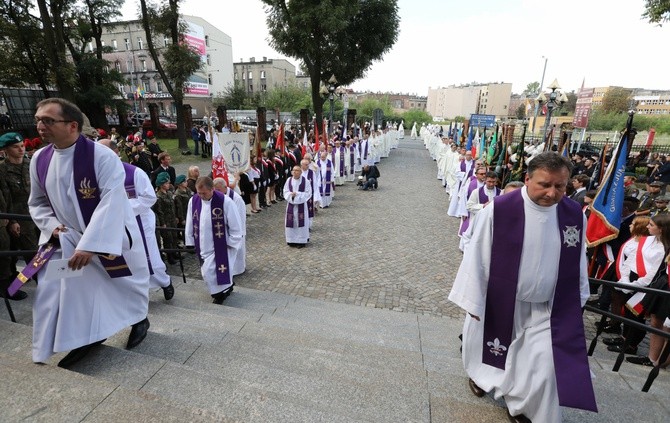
[284,165,312,248]
[317,151,334,208]
[213,177,247,276]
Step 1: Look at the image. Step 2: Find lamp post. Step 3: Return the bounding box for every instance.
[536,79,568,149]
[327,74,337,137]
[530,56,548,137]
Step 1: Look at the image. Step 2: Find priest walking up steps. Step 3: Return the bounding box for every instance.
[449,152,597,422]
[26,98,150,368]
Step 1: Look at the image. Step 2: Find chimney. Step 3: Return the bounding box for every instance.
[263,56,267,62]
[250,57,255,62]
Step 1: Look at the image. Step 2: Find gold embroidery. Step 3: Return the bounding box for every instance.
[78,177,97,199]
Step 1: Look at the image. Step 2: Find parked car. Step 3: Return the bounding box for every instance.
[143,117,177,130]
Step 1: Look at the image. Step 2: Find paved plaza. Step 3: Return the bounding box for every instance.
[174,139,464,318]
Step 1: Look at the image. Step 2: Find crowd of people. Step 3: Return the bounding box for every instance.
[0,96,409,373]
[419,123,670,422]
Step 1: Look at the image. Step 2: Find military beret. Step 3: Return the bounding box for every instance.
[175,174,186,185]
[155,172,170,187]
[0,132,23,148]
[624,172,638,179]
[649,181,664,187]
[654,195,670,202]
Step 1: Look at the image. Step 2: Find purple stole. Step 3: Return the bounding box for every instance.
[191,191,231,286]
[458,178,481,235]
[318,159,332,196]
[34,135,132,278]
[285,177,307,228]
[227,189,235,200]
[460,160,474,179]
[478,186,500,204]
[361,140,369,159]
[123,163,154,275]
[305,169,315,218]
[484,189,597,412]
[336,146,346,176]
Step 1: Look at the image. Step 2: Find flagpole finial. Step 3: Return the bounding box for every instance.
[628,110,636,117]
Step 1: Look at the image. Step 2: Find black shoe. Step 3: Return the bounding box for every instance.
[211,286,233,304]
[1,289,27,301]
[468,378,486,397]
[602,324,622,334]
[505,408,532,423]
[126,317,150,349]
[608,344,637,354]
[626,356,655,367]
[163,283,174,300]
[603,336,624,346]
[57,339,106,368]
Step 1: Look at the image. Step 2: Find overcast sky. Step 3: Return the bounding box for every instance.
[121,0,670,96]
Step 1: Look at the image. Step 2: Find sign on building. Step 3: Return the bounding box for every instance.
[469,114,496,128]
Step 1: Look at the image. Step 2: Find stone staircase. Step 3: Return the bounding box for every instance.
[1,278,668,422]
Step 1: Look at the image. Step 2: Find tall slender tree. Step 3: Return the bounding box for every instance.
[261,0,399,123]
[138,0,201,149]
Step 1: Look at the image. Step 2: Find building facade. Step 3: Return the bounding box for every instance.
[427,82,512,121]
[100,15,233,118]
[233,58,297,94]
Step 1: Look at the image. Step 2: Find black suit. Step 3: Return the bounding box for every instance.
[570,189,587,207]
[150,165,176,187]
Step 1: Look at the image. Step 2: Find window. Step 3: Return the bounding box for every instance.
[208,74,213,85]
[248,71,253,80]
[101,40,105,48]
[163,36,169,47]
[261,84,267,92]
[260,70,266,79]
[248,84,253,92]
[125,38,131,50]
[207,54,211,66]
[114,61,121,72]
[88,41,93,52]
[242,72,245,80]
[140,60,147,71]
[112,39,118,51]
[137,37,143,50]
[205,35,209,47]
[118,84,124,94]
[126,60,133,73]
[156,81,162,92]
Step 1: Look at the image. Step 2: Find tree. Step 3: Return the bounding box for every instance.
[402,109,432,127]
[261,0,400,124]
[138,0,202,149]
[523,82,540,97]
[0,0,52,94]
[515,104,526,120]
[218,82,248,110]
[264,84,312,113]
[643,0,670,24]
[599,87,632,114]
[564,91,577,114]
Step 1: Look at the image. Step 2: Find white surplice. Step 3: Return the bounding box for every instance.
[126,164,171,290]
[448,187,590,423]
[283,176,312,244]
[318,159,334,208]
[333,147,345,186]
[227,189,247,276]
[184,194,243,294]
[29,142,150,363]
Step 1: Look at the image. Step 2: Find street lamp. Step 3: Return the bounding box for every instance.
[327,74,337,137]
[536,79,568,149]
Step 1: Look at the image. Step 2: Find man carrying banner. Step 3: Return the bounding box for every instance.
[449,152,596,422]
[26,98,150,367]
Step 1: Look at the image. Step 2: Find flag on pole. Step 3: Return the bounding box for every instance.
[586,122,632,247]
[253,125,262,159]
[314,119,320,153]
[211,132,229,185]
[465,126,473,152]
[487,126,498,164]
[479,128,487,161]
[322,119,328,146]
[301,127,308,157]
[472,128,480,157]
[275,123,285,152]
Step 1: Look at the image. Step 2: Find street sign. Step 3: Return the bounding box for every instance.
[469,114,496,128]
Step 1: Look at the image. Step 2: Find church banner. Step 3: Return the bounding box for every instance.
[217,132,251,174]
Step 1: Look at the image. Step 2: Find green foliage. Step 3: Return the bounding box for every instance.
[643,0,670,24]
[564,91,577,114]
[218,82,248,110]
[600,87,633,114]
[515,104,526,120]
[402,109,432,127]
[588,109,670,134]
[264,85,312,113]
[523,82,540,96]
[261,0,400,121]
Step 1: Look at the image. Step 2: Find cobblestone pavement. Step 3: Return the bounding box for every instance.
[169,141,621,339]
[171,140,465,318]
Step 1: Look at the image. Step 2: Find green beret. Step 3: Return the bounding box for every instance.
[175,174,186,185]
[0,132,23,149]
[624,172,637,179]
[155,172,170,187]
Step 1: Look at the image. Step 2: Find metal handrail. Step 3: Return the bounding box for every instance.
[586,276,670,392]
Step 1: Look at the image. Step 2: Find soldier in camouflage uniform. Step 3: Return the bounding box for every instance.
[154,172,178,264]
[173,174,191,228]
[1,188,27,300]
[0,133,37,289]
[636,181,663,216]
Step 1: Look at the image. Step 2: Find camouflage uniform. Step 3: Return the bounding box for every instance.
[0,189,13,286]
[637,191,660,214]
[173,188,192,227]
[154,190,178,252]
[0,157,38,265]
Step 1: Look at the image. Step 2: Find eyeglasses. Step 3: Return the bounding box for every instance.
[34,117,73,126]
